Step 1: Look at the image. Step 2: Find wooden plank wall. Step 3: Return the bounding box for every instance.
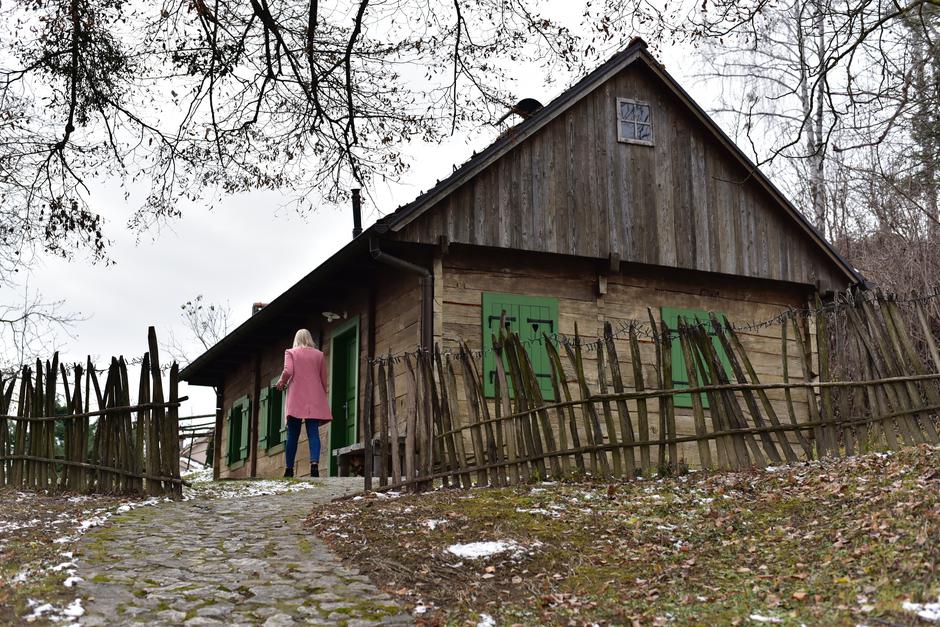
[371,268,423,448]
[438,248,815,468]
[395,62,848,291]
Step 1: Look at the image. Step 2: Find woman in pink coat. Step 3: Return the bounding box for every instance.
[275,329,333,477]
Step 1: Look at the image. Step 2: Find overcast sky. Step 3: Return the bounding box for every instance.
[18,26,708,418]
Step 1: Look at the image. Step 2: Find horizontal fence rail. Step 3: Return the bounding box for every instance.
[363,290,940,492]
[0,327,184,498]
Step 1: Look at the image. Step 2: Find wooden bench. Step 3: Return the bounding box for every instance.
[332,437,406,477]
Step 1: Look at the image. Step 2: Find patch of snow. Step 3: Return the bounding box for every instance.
[77,515,109,532]
[23,597,84,623]
[49,561,76,572]
[423,519,446,530]
[477,613,496,627]
[414,603,428,615]
[903,597,940,622]
[182,467,213,483]
[62,599,84,618]
[749,614,783,623]
[446,540,519,560]
[24,600,54,622]
[0,521,30,533]
[183,478,315,501]
[63,576,82,587]
[515,508,554,516]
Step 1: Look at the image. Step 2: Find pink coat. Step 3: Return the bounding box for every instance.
[276,347,333,422]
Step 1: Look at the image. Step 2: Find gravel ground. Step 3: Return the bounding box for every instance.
[76,477,411,626]
[2,474,412,626]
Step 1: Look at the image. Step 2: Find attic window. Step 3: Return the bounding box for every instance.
[616,98,653,145]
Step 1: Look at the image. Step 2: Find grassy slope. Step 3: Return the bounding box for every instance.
[0,489,127,625]
[308,446,939,626]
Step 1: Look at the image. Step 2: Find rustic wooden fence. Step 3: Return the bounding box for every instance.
[0,328,185,498]
[364,290,940,492]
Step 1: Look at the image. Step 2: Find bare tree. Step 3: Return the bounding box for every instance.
[590,0,940,239]
[1,0,586,275]
[164,295,232,367]
[0,278,83,375]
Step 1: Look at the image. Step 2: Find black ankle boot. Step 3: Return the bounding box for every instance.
[284,467,294,478]
[310,463,319,478]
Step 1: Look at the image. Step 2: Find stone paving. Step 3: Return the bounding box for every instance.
[76,479,412,626]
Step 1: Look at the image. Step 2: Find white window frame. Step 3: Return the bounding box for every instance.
[616,97,654,146]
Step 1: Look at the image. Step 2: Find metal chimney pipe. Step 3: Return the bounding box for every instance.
[351,188,363,238]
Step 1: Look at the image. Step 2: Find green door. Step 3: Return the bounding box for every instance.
[329,321,359,476]
[343,336,358,445]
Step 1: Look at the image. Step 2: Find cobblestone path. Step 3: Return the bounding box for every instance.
[76,479,411,626]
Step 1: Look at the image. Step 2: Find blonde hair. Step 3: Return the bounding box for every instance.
[293,329,316,348]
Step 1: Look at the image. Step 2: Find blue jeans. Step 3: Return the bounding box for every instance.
[285,417,322,470]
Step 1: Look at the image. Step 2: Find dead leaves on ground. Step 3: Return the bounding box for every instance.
[307,445,940,625]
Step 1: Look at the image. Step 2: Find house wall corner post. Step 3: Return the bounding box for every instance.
[250,352,261,478]
[213,383,224,480]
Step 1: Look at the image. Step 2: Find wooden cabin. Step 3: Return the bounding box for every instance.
[180,39,863,479]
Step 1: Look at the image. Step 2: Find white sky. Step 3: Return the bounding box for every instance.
[17,23,710,418]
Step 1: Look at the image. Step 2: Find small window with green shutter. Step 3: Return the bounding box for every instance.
[258,377,287,452]
[226,404,241,465]
[660,307,733,409]
[482,293,558,400]
[226,395,251,466]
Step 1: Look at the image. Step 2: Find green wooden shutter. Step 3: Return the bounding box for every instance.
[660,307,731,409]
[482,293,557,400]
[238,396,251,461]
[258,387,269,451]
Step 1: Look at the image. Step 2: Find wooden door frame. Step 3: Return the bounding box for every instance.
[328,316,360,476]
